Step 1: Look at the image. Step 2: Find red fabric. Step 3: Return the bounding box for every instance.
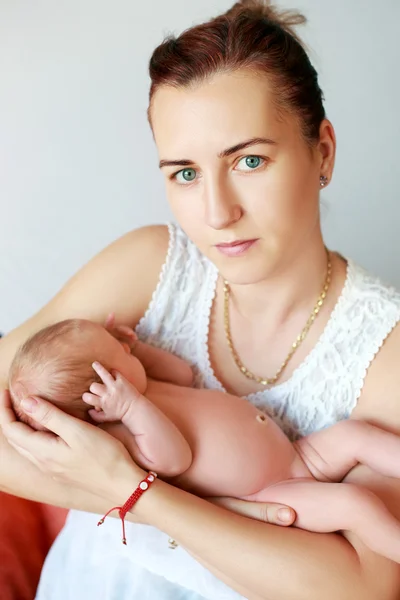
[98,470,157,544]
[0,492,67,600]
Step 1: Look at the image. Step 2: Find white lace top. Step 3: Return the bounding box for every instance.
[36,223,400,600]
[136,223,400,441]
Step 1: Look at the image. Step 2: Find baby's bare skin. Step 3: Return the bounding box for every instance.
[85,361,400,564]
[10,319,400,564]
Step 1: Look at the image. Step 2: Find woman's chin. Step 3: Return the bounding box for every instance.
[218,261,277,286]
[200,241,278,285]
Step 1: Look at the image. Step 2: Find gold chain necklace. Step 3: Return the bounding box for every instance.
[223,249,332,387]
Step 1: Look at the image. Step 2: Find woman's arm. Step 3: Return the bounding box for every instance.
[187,326,400,600]
[0,225,169,501]
[4,379,399,600]
[139,480,366,600]
[3,241,399,600]
[172,324,400,600]
[0,225,169,383]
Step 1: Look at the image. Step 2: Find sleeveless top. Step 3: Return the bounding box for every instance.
[35,223,400,600]
[136,223,400,441]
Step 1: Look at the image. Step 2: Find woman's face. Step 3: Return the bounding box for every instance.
[151,70,334,284]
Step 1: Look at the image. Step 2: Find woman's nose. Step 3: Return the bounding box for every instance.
[203,179,242,230]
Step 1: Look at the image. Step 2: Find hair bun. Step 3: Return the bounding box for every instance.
[224,0,306,29]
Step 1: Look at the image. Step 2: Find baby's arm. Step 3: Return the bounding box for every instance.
[133,342,194,387]
[82,362,192,477]
[295,419,400,482]
[246,478,400,563]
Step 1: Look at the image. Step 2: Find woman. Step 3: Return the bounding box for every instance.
[1,1,400,598]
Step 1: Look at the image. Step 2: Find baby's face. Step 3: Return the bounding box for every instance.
[94,328,147,393]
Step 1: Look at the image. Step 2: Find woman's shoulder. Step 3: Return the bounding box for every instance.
[114,223,170,258]
[0,224,172,384]
[347,258,400,420]
[52,222,205,328]
[59,223,172,317]
[342,257,400,359]
[3,224,170,336]
[346,257,400,311]
[351,313,400,433]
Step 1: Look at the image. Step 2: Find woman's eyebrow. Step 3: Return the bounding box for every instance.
[159,136,277,169]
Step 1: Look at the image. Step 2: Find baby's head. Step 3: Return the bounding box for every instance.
[9,318,146,430]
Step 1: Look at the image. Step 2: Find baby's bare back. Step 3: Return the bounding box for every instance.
[145,380,297,496]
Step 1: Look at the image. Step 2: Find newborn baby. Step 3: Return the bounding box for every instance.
[9,318,400,563]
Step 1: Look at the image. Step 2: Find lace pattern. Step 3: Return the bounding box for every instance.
[137,223,400,441]
[37,223,400,600]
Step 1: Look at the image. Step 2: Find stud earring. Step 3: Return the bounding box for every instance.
[320,175,328,188]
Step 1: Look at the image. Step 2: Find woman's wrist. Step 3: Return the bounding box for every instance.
[125,475,187,529]
[106,462,147,506]
[97,471,158,543]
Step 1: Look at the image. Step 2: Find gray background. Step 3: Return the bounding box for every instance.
[1,0,399,333]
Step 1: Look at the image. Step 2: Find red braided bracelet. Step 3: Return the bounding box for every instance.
[97,471,158,544]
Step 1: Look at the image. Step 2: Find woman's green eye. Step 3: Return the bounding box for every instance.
[175,168,197,184]
[172,156,264,184]
[237,155,265,171]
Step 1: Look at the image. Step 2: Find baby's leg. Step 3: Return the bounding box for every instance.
[83,362,192,477]
[245,478,400,563]
[296,420,400,482]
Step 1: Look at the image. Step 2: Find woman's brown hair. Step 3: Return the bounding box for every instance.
[147,0,326,146]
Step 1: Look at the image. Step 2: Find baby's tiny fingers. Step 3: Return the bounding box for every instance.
[113,372,141,396]
[104,313,115,329]
[88,408,111,423]
[89,382,106,396]
[111,370,132,387]
[82,392,100,407]
[92,362,115,386]
[115,325,137,340]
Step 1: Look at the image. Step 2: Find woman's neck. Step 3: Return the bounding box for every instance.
[226,237,333,328]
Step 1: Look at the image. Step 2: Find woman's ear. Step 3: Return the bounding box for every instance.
[318,119,336,177]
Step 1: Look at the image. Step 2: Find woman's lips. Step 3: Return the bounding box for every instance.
[215,239,258,257]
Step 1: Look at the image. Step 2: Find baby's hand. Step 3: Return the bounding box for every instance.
[82,362,139,423]
[104,312,138,354]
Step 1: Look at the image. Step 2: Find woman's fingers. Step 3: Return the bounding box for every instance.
[3,419,68,474]
[92,361,115,386]
[114,325,137,340]
[4,391,144,496]
[206,497,296,526]
[0,389,16,427]
[3,397,78,448]
[120,342,131,354]
[104,314,138,353]
[114,328,138,351]
[7,439,43,467]
[104,312,115,329]
[104,314,133,338]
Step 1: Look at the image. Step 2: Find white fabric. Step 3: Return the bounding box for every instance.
[36,223,400,600]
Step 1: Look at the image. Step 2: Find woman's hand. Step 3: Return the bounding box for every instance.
[104,312,139,353]
[0,390,296,529]
[105,312,194,386]
[0,390,145,503]
[206,496,296,527]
